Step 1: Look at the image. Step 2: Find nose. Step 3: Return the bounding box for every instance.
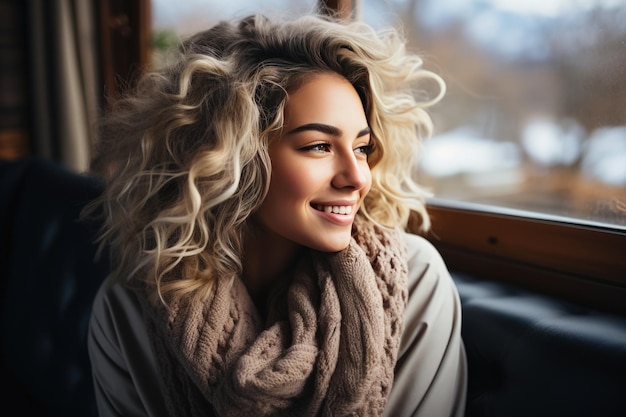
[331,153,370,190]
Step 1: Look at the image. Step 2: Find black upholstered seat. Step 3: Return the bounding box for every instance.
[1,157,107,417]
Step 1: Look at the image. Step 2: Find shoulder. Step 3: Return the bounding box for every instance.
[91,277,144,329]
[89,276,149,361]
[89,277,168,417]
[400,231,456,296]
[403,232,448,275]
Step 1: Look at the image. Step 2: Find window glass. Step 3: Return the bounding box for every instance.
[151,0,318,68]
[360,0,626,227]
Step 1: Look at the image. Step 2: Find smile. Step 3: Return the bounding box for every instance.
[313,204,353,215]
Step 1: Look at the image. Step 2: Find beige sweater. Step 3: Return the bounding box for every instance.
[88,232,467,417]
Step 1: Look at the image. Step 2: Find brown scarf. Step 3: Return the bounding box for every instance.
[141,220,408,416]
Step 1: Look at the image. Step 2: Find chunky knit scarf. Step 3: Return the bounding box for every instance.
[141,220,408,416]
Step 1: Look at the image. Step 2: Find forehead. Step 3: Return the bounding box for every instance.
[283,72,367,129]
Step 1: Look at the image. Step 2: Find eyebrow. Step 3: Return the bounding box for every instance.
[286,123,371,138]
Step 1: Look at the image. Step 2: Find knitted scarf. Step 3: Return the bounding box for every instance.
[140,220,408,416]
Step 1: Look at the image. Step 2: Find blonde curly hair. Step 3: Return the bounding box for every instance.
[86,13,445,304]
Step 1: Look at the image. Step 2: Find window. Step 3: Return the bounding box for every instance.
[360,0,626,228]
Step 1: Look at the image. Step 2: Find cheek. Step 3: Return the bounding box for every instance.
[267,160,317,203]
[362,164,373,194]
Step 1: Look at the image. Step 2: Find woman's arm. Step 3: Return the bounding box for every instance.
[384,233,467,417]
[88,279,168,417]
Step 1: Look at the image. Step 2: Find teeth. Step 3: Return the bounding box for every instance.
[317,205,353,215]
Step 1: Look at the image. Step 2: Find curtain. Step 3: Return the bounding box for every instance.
[28,0,100,172]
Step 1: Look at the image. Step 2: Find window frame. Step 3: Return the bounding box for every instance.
[99,0,152,102]
[425,199,626,315]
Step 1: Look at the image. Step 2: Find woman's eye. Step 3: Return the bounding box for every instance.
[355,144,373,156]
[302,143,331,153]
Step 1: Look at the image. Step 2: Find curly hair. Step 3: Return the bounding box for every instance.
[86,13,445,304]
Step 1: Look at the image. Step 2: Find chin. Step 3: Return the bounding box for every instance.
[314,236,352,253]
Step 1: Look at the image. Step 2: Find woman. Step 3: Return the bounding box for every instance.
[86,13,466,417]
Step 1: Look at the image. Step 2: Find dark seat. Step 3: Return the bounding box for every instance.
[455,272,626,417]
[0,157,107,417]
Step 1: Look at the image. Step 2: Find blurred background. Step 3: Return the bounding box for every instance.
[359,0,626,227]
[2,0,625,226]
[153,0,626,226]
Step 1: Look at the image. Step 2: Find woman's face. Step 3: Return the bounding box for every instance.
[254,72,372,252]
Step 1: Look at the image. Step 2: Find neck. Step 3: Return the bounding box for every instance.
[242,225,302,308]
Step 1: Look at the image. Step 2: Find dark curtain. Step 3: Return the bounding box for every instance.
[27,0,100,172]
